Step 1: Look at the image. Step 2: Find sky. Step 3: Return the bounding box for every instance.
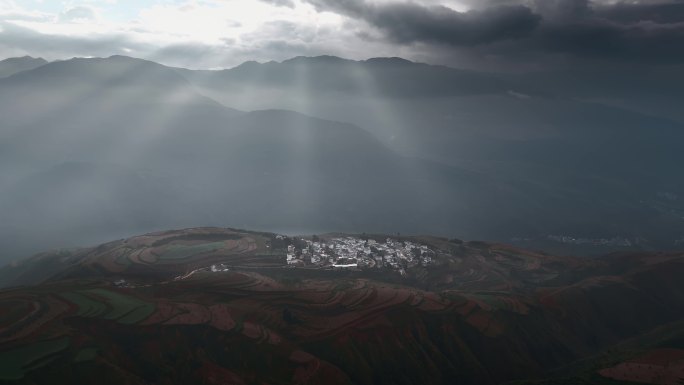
[1,0,684,70]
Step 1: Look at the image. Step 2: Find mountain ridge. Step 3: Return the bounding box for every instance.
[0,54,683,261]
[0,56,47,78]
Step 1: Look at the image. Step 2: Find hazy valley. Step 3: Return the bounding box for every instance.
[1,55,683,262]
[3,0,684,383]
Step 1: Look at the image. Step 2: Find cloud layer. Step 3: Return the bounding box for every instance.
[303,0,541,45]
[1,0,683,69]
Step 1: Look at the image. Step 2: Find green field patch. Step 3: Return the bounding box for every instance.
[59,291,108,318]
[115,253,132,266]
[157,242,226,261]
[59,289,155,324]
[117,304,157,325]
[82,289,155,324]
[74,347,98,363]
[0,336,70,380]
[468,293,529,314]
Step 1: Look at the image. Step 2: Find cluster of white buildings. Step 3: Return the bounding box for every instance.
[113,279,131,288]
[285,236,434,274]
[210,263,230,272]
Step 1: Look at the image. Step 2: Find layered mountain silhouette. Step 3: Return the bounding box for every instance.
[0,55,683,261]
[178,55,684,250]
[0,56,46,79]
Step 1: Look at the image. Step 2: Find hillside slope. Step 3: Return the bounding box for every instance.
[0,56,47,79]
[0,228,682,384]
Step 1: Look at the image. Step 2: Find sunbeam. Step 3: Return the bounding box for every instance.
[1,2,684,383]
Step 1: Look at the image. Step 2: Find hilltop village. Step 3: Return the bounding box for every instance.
[279,235,434,275]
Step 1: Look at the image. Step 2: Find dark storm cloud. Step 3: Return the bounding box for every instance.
[529,0,684,63]
[534,17,684,63]
[533,0,590,20]
[595,1,684,24]
[302,0,541,45]
[305,0,684,64]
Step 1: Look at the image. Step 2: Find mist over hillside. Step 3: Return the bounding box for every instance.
[0,54,683,262]
[0,56,47,79]
[3,1,684,383]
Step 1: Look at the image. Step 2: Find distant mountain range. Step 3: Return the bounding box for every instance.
[0,56,47,79]
[0,54,683,261]
[0,227,682,384]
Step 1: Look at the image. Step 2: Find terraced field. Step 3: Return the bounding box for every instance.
[0,274,453,383]
[0,228,682,384]
[0,228,272,288]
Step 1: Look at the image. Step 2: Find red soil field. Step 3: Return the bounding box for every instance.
[599,349,684,385]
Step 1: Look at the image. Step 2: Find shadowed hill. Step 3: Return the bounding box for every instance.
[0,228,682,384]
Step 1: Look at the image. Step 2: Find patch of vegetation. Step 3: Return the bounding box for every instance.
[114,254,132,266]
[0,336,70,381]
[150,233,241,247]
[333,280,355,293]
[73,347,98,363]
[59,291,109,318]
[158,242,226,261]
[59,289,155,324]
[83,289,155,324]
